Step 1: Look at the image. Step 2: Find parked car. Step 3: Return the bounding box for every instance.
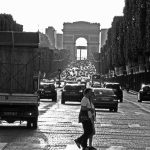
[92,88,118,112]
[104,82,123,102]
[38,82,57,102]
[61,83,84,104]
[138,84,150,102]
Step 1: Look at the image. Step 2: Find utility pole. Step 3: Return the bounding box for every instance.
[58,69,61,88]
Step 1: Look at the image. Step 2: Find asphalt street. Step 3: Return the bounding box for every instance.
[0,90,150,150]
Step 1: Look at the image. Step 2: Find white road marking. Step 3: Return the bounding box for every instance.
[65,144,80,150]
[134,112,144,115]
[100,123,112,127]
[128,123,141,128]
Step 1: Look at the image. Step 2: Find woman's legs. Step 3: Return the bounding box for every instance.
[75,120,93,148]
[89,135,93,147]
[89,121,96,149]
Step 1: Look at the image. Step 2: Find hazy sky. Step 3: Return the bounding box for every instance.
[1,0,125,33]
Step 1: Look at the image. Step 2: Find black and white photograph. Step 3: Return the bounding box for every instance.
[0,0,150,150]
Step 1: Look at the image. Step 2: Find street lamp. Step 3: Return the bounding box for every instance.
[58,69,61,88]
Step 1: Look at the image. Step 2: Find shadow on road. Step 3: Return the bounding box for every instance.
[63,102,81,106]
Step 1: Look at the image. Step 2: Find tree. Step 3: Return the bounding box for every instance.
[0,13,23,31]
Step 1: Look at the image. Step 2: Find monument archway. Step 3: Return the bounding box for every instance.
[76,37,87,60]
[62,21,100,61]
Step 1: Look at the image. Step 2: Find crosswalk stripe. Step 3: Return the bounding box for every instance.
[0,143,7,150]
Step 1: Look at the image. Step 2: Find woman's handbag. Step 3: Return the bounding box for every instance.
[78,109,90,123]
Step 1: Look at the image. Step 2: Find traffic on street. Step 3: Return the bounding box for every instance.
[0,88,150,150]
[1,1,150,150]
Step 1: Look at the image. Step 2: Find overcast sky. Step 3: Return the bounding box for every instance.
[1,0,125,33]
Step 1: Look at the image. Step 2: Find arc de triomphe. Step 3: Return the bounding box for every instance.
[62,21,100,61]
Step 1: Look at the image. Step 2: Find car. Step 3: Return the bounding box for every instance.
[103,82,123,102]
[91,81,102,88]
[38,82,57,102]
[138,84,150,102]
[61,83,84,104]
[92,88,118,112]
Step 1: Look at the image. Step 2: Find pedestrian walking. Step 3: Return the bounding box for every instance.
[88,92,96,150]
[74,88,96,150]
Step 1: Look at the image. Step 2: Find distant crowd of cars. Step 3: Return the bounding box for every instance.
[38,59,150,112]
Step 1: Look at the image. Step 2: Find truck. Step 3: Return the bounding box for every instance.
[0,31,40,129]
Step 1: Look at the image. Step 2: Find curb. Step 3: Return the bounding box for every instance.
[124,98,150,113]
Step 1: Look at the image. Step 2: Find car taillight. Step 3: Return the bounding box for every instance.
[79,90,83,92]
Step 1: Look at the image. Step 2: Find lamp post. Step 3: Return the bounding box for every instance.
[58,69,61,88]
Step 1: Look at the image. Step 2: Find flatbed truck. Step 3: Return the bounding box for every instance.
[0,31,40,129]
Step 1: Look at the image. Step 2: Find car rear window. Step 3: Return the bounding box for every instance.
[106,84,120,90]
[94,89,114,95]
[40,84,55,90]
[64,85,81,91]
